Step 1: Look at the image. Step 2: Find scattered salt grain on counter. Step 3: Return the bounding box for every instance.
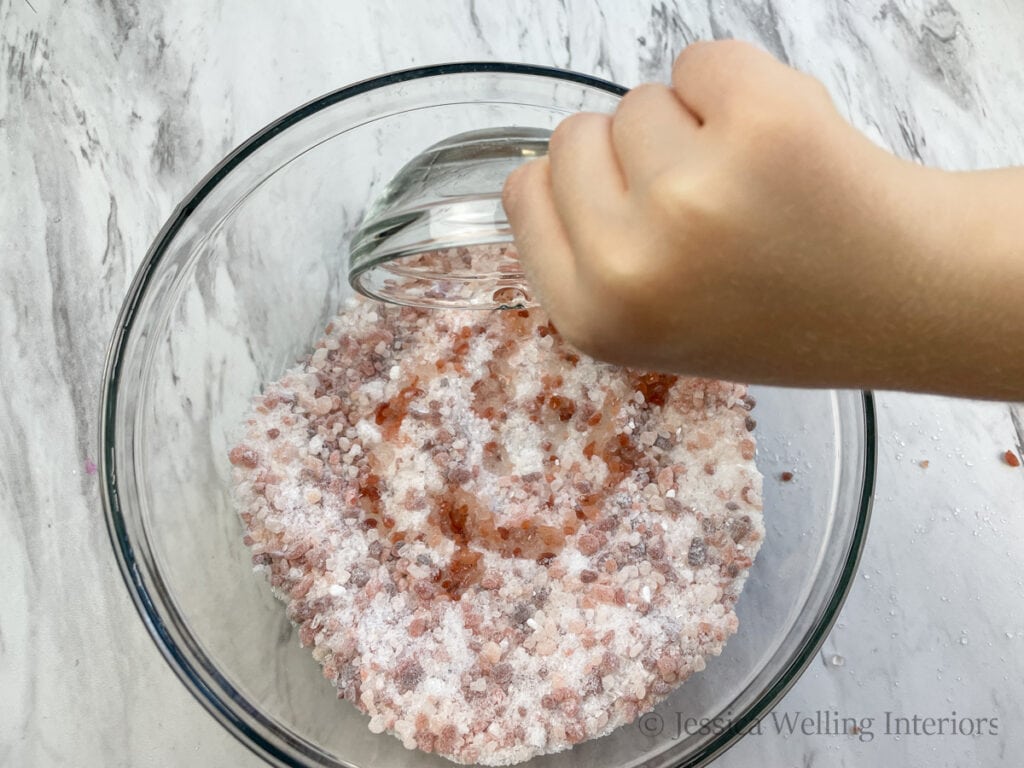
[230,297,764,766]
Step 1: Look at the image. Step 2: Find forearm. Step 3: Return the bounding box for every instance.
[878,165,1024,400]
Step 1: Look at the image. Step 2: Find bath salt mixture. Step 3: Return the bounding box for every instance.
[230,297,764,766]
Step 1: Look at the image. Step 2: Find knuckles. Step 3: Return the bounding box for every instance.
[671,39,769,104]
[549,112,609,153]
[616,82,672,114]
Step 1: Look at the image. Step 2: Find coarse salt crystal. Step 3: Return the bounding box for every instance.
[482,641,502,664]
[536,638,557,656]
[407,564,429,579]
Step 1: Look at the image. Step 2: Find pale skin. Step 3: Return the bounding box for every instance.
[502,40,1024,401]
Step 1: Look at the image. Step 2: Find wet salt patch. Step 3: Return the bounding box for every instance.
[230,297,764,766]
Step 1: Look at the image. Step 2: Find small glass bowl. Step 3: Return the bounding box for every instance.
[348,126,549,309]
[101,63,874,768]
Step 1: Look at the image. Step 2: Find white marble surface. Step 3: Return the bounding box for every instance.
[2,1,1023,766]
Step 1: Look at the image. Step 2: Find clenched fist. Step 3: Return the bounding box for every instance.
[503,40,1024,400]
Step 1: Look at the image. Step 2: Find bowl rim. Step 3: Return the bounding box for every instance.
[99,60,875,768]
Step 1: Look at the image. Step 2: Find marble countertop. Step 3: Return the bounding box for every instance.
[2,1,1022,766]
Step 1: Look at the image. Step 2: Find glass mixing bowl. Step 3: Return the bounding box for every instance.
[100,63,874,768]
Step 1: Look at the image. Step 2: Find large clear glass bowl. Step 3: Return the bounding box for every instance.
[100,64,874,768]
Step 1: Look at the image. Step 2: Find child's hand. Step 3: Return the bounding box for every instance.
[504,40,1024,398]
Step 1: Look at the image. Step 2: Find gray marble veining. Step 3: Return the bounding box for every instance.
[2,0,1022,766]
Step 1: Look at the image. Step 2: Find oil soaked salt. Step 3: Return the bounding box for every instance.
[230,297,764,766]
